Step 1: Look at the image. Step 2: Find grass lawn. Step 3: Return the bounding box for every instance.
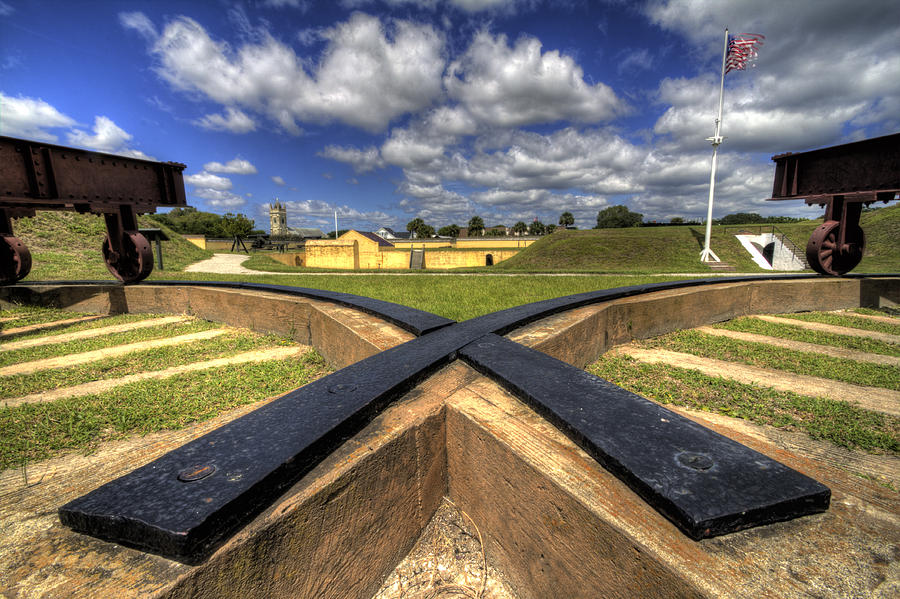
[589,353,899,454]
[0,350,330,471]
[640,329,899,390]
[0,318,220,367]
[775,311,900,336]
[0,331,295,400]
[715,317,900,357]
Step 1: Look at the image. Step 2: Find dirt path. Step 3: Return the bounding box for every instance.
[0,329,227,376]
[184,253,263,274]
[610,345,900,416]
[696,326,900,366]
[3,345,311,408]
[755,315,900,344]
[0,315,191,351]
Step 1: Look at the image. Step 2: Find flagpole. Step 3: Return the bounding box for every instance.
[700,27,729,263]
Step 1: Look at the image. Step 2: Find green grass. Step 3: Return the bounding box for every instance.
[0,305,94,329]
[0,350,331,470]
[776,311,900,336]
[641,329,899,390]
[588,354,899,453]
[492,224,815,273]
[856,203,900,272]
[0,319,220,367]
[1,310,161,343]
[854,307,900,318]
[12,211,212,281]
[714,317,900,357]
[0,331,294,400]
[148,271,695,321]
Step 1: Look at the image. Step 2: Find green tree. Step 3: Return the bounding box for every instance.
[546,224,557,234]
[670,217,685,224]
[437,224,460,237]
[595,205,643,228]
[468,216,484,236]
[528,220,545,236]
[417,223,435,238]
[406,218,425,238]
[718,212,764,225]
[558,211,574,228]
[218,213,256,238]
[486,228,506,236]
[511,221,528,236]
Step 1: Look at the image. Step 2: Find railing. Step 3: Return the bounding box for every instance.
[723,225,809,269]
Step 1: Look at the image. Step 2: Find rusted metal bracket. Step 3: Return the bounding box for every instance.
[767,132,899,275]
[0,135,187,284]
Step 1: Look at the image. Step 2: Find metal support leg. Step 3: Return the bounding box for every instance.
[0,208,32,285]
[102,205,153,283]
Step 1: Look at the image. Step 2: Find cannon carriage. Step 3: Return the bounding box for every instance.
[767,132,899,275]
[0,135,186,284]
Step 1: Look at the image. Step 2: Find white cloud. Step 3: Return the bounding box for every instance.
[136,12,445,133]
[381,127,447,169]
[193,188,246,208]
[646,0,900,147]
[264,198,392,230]
[272,175,286,185]
[193,107,257,133]
[319,145,385,173]
[0,93,77,142]
[204,157,258,174]
[450,0,531,13]
[445,30,626,128]
[263,0,311,9]
[184,172,232,191]
[617,48,653,74]
[0,1,15,17]
[119,11,158,42]
[66,116,153,159]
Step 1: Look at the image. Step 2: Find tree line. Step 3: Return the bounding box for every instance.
[148,207,261,238]
[151,205,807,241]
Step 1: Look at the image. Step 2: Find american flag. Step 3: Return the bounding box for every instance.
[725,33,765,73]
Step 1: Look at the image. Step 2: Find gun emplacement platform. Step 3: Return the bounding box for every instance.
[767,132,899,275]
[0,136,186,284]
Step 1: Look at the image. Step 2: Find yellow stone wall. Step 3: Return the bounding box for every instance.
[203,239,239,251]
[267,252,305,267]
[264,231,526,270]
[183,235,206,249]
[455,237,536,249]
[390,239,454,249]
[305,240,358,269]
[424,249,519,268]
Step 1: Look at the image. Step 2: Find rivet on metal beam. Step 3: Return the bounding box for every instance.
[328,383,358,394]
[677,452,714,471]
[178,464,216,482]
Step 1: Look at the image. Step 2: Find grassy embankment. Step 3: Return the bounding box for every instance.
[498,205,899,273]
[12,211,212,280]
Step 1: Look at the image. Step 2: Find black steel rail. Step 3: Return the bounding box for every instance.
[45,273,896,562]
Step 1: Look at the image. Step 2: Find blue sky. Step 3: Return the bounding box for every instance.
[2,0,898,233]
